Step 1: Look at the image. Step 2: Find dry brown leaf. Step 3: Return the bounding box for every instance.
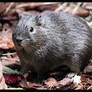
[27,81,47,90]
[27,82,42,88]
[56,78,77,90]
[83,64,92,73]
[56,3,89,17]
[0,3,10,14]
[0,62,7,89]
[0,53,20,66]
[19,79,29,88]
[87,78,92,85]
[0,29,14,49]
[69,3,89,17]
[84,2,92,9]
[75,84,83,90]
[58,78,73,86]
[44,77,57,88]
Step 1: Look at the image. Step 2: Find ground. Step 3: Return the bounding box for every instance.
[0,2,92,90]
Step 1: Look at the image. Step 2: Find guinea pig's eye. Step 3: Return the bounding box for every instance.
[30,27,34,32]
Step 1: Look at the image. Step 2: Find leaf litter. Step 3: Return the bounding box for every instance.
[0,2,92,90]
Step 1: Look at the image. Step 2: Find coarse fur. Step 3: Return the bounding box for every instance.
[12,11,92,80]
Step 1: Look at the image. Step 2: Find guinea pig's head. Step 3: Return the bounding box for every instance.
[12,13,53,51]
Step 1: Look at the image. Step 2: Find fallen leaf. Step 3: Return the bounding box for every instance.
[58,78,73,86]
[19,78,28,88]
[83,64,92,73]
[44,77,57,88]
[0,30,14,49]
[75,83,83,90]
[3,66,19,75]
[27,82,42,88]
[56,78,77,90]
[3,74,21,85]
[0,62,7,89]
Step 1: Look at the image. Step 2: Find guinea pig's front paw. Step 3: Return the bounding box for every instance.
[65,72,77,79]
[65,73,81,84]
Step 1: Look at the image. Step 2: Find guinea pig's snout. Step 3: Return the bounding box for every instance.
[16,39,22,45]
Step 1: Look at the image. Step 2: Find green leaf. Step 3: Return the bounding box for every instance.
[2,66,19,74]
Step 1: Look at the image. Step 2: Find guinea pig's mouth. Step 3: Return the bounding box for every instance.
[20,39,31,47]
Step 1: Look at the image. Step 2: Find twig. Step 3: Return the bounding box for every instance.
[0,57,20,62]
[55,3,68,12]
[5,3,14,14]
[87,21,92,27]
[1,52,17,56]
[81,2,86,8]
[11,2,59,13]
[40,2,59,5]
[64,6,71,12]
[87,85,92,90]
[13,9,32,15]
[15,2,58,9]
[72,2,82,15]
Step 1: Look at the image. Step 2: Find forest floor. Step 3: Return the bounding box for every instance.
[0,2,92,90]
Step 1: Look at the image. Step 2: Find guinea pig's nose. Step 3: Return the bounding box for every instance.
[16,39,22,44]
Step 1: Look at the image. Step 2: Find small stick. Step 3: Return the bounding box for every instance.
[0,57,20,62]
[87,21,92,27]
[87,85,92,90]
[55,3,68,12]
[1,52,17,56]
[64,6,71,12]
[72,2,82,15]
[5,3,14,14]
[15,2,58,9]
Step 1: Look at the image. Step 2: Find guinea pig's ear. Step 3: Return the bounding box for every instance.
[18,13,25,20]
